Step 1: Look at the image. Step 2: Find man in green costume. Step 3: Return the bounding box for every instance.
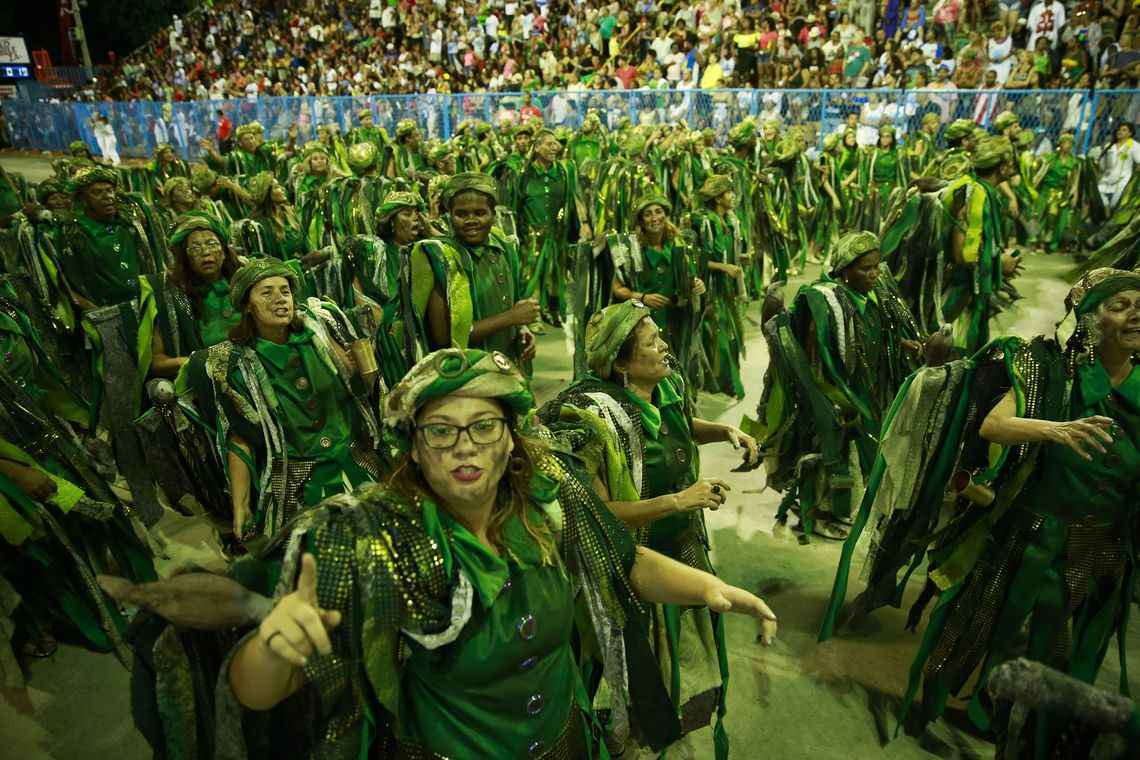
[567,110,607,166]
[57,166,163,310]
[410,172,538,364]
[690,174,746,399]
[200,121,293,180]
[925,118,978,180]
[147,143,189,199]
[486,122,535,212]
[943,136,1022,354]
[346,108,389,151]
[754,231,923,540]
[386,119,427,180]
[515,128,588,327]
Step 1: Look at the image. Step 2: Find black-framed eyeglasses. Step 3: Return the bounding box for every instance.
[415,417,510,449]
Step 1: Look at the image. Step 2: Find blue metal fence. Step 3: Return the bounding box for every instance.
[4,89,1138,161]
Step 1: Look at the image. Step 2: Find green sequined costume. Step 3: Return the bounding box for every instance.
[753,268,921,537]
[821,334,1140,757]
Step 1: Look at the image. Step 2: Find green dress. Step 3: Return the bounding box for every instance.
[210,453,680,758]
[691,209,745,399]
[176,301,382,538]
[753,273,921,535]
[1034,152,1077,252]
[516,159,581,323]
[540,371,731,756]
[398,503,586,757]
[410,229,525,362]
[822,337,1140,756]
[59,210,148,307]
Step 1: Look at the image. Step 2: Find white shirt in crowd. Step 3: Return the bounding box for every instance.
[245,81,259,101]
[369,0,382,20]
[1099,138,1140,210]
[486,14,500,38]
[1027,0,1066,50]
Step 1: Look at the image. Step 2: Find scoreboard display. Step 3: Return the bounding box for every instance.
[0,64,31,79]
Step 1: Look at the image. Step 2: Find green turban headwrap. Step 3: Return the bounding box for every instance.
[514,122,537,137]
[1058,132,1076,147]
[396,119,418,140]
[357,108,372,121]
[698,174,733,203]
[878,123,896,137]
[228,258,300,310]
[247,171,276,206]
[36,178,70,204]
[69,140,89,155]
[68,165,119,192]
[303,140,329,157]
[426,143,452,163]
[1016,130,1035,149]
[632,190,671,221]
[944,119,975,141]
[728,119,756,147]
[922,113,941,128]
[1068,268,1140,317]
[235,122,264,140]
[162,176,192,201]
[382,348,535,446]
[992,111,1019,132]
[377,190,425,224]
[822,133,840,151]
[830,231,880,276]
[585,300,654,380]
[190,167,219,194]
[973,136,1014,170]
[442,172,498,207]
[770,137,801,163]
[168,213,228,251]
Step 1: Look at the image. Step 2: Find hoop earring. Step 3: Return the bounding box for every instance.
[508,455,527,477]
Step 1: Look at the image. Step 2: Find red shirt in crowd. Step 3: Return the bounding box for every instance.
[217,113,233,142]
[520,103,542,122]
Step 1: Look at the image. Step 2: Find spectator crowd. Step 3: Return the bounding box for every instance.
[83,0,1140,105]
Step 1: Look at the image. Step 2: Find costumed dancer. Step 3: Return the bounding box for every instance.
[821,268,1140,758]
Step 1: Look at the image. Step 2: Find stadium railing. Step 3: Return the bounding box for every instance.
[3,88,1138,161]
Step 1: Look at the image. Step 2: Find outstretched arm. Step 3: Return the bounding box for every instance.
[979,388,1114,461]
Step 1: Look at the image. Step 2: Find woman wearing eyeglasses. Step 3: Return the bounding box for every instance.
[142,215,244,379]
[220,347,776,759]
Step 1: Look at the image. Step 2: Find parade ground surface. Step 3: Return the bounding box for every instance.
[2,152,1137,760]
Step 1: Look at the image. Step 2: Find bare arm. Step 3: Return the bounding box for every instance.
[979,388,1114,460]
[425,288,452,349]
[149,329,188,379]
[629,547,778,644]
[228,434,253,537]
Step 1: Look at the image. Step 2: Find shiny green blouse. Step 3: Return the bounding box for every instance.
[399,502,581,757]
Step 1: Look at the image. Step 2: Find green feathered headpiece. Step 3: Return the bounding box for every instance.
[228,258,300,310]
[162,176,192,201]
[190,167,219,194]
[585,300,655,380]
[1067,268,1140,317]
[382,348,535,448]
[972,136,1014,170]
[698,174,733,202]
[944,119,975,141]
[36,178,70,204]
[992,111,1019,132]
